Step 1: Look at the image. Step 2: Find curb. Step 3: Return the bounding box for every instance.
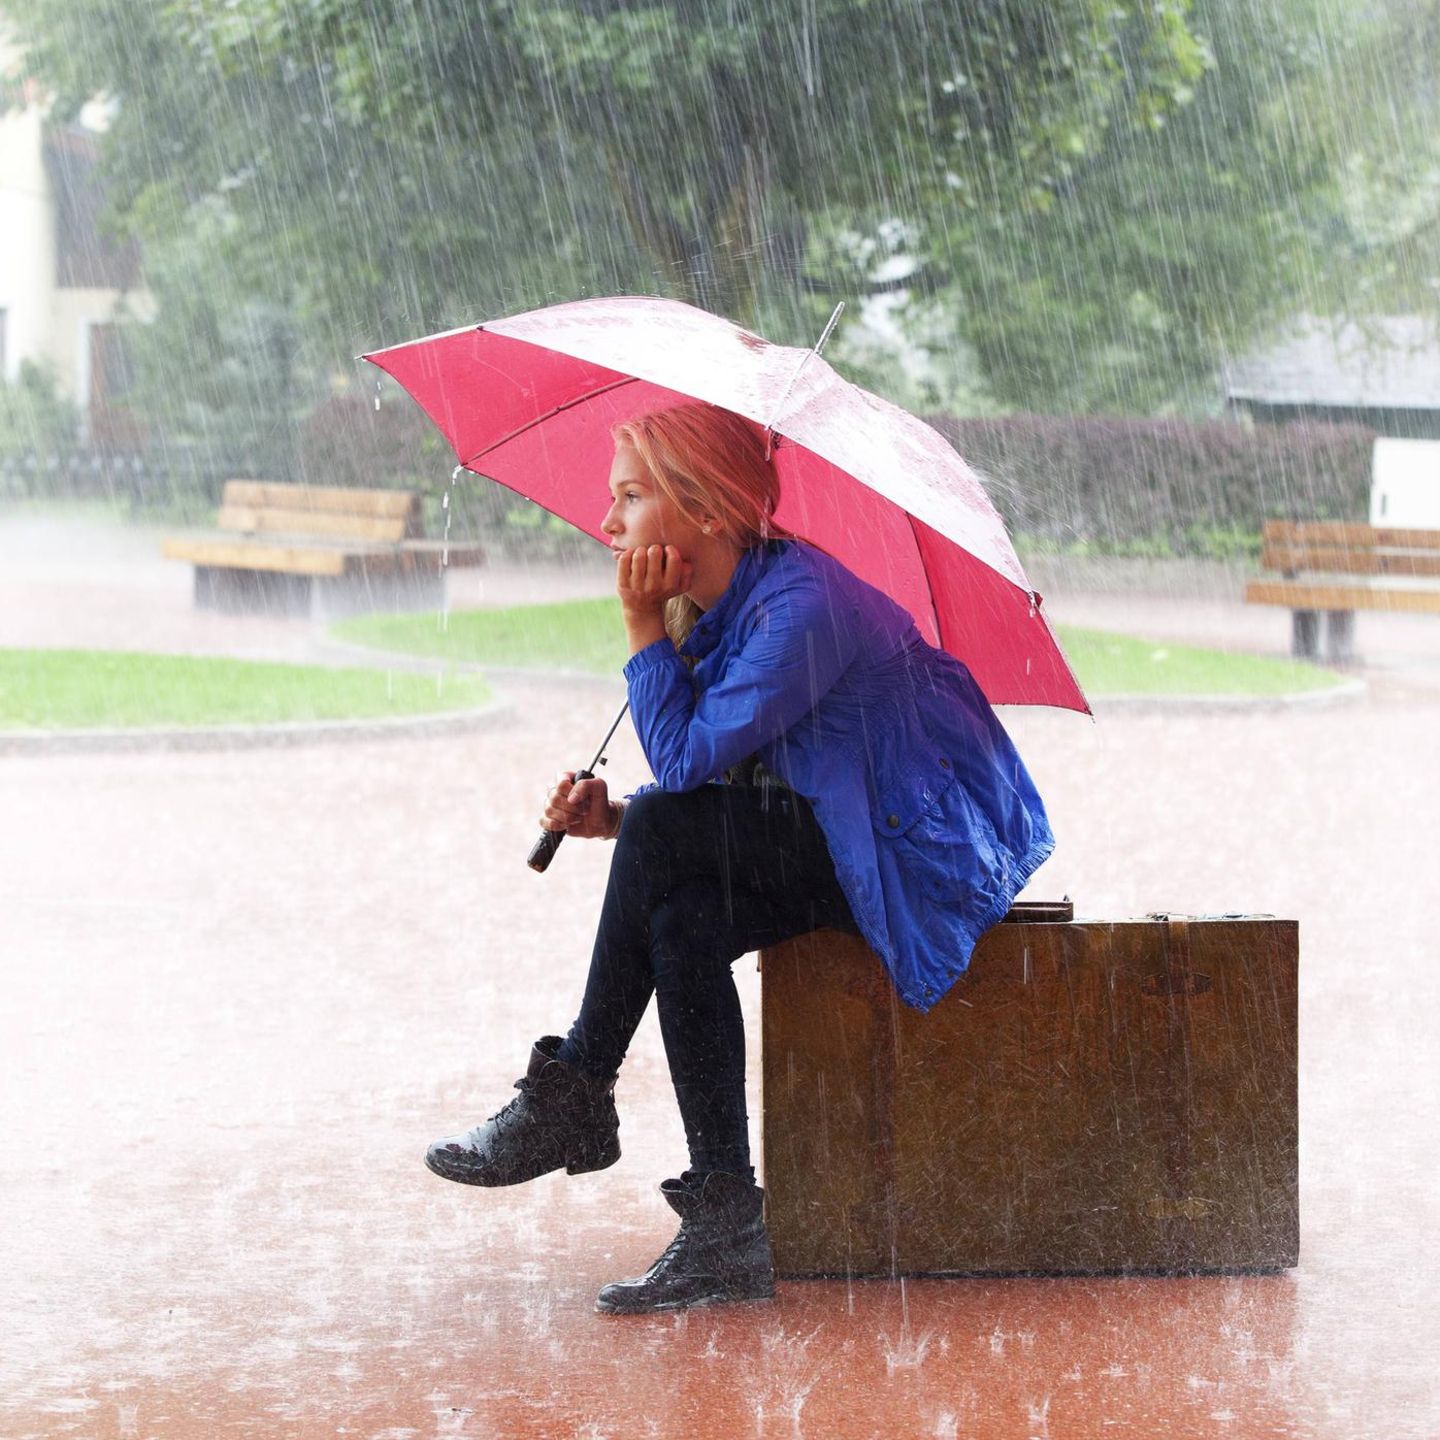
[0,699,514,757]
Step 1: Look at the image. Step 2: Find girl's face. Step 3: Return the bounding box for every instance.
[600,442,709,555]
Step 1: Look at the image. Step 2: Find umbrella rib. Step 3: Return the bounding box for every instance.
[904,511,945,649]
[456,376,639,471]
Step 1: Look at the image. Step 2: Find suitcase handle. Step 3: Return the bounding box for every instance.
[1000,898,1074,923]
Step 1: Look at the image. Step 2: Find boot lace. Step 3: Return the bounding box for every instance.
[647,1221,694,1278]
[476,1076,535,1137]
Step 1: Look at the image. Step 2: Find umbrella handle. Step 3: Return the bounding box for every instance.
[526,768,595,873]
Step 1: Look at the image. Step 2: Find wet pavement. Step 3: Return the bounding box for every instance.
[4,515,1439,1437]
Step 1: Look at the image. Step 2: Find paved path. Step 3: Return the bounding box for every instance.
[6,514,1440,697]
[5,514,1439,1438]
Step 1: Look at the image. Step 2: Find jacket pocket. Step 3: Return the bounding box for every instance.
[871,757,959,840]
[876,768,1004,916]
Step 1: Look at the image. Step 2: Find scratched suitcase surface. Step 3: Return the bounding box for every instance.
[759,904,1298,1276]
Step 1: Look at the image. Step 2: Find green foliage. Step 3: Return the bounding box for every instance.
[935,412,1373,556]
[5,1,1215,382]
[1177,523,1266,563]
[113,197,319,483]
[0,360,83,465]
[5,0,1433,433]
[298,391,442,492]
[1017,524,1264,563]
[1304,0,1440,317]
[907,0,1440,412]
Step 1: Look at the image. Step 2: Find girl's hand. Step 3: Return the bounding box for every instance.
[540,770,620,840]
[615,544,693,617]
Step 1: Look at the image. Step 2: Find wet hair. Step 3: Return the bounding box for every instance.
[611,401,803,652]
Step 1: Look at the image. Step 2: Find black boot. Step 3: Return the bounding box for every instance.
[595,1170,776,1314]
[425,1035,619,1186]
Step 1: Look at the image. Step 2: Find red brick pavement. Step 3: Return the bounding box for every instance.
[4,515,1438,1437]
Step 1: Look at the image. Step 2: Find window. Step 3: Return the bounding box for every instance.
[87,322,142,450]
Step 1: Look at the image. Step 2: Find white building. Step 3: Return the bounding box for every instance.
[0,26,153,447]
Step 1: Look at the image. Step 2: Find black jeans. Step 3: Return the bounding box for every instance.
[555,783,859,1181]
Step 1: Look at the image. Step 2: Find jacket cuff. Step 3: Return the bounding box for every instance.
[622,637,682,683]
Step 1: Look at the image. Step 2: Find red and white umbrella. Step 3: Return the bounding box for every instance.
[363,294,1088,714]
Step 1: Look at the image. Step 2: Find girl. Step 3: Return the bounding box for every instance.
[426,401,1054,1314]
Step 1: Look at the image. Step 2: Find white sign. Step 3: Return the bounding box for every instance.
[1371,438,1440,528]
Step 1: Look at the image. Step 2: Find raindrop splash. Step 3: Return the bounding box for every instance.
[883,1277,935,1374]
[439,465,462,635]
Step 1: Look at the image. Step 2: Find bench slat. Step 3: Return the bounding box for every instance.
[165,483,484,605]
[162,537,349,577]
[1263,519,1440,551]
[221,480,420,523]
[216,505,411,543]
[1245,579,1440,614]
[163,535,486,576]
[1261,543,1440,579]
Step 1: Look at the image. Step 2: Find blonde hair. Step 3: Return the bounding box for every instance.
[611,402,802,652]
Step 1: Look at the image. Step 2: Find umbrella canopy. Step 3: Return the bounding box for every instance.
[362,295,1088,714]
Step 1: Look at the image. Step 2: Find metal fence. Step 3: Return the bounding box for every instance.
[0,446,240,510]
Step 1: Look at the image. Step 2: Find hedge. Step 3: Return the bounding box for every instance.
[927,414,1374,559]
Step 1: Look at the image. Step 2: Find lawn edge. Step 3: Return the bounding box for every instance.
[327,634,1364,709]
[0,698,514,757]
[1089,676,1366,712]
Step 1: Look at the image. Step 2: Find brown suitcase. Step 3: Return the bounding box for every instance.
[759,904,1298,1277]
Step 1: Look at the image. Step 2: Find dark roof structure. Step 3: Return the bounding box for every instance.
[1224,316,1440,412]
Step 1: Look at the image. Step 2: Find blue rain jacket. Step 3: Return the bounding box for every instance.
[622,538,1056,1013]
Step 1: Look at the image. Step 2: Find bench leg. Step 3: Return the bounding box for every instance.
[314,566,446,620]
[1291,610,1320,660]
[1323,610,1356,665]
[193,565,311,617]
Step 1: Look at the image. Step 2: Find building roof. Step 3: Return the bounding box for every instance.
[1224,316,1440,411]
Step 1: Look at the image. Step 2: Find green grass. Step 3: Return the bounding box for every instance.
[333,598,1348,698]
[332,598,624,674]
[1053,627,1344,697]
[0,649,492,730]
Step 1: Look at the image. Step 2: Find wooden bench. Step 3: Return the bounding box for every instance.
[1244,520,1440,662]
[162,480,484,619]
[760,904,1298,1276]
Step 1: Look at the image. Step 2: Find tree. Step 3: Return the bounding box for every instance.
[5,3,1205,361]
[5,0,1431,430]
[895,0,1440,412]
[0,359,82,467]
